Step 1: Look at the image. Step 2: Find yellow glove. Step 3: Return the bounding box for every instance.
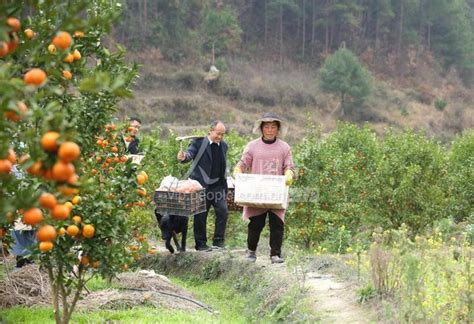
[233,166,242,178]
[284,169,294,186]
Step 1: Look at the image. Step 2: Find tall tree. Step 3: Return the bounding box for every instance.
[319,46,373,115]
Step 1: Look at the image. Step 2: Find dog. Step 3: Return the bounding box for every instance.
[154,208,188,254]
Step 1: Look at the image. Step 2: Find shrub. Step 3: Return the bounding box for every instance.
[365,129,448,233]
[287,123,381,248]
[173,70,204,90]
[447,131,474,222]
[434,98,448,111]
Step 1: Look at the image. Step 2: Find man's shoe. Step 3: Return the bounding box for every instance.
[246,250,257,263]
[270,255,284,264]
[195,245,212,252]
[211,242,226,250]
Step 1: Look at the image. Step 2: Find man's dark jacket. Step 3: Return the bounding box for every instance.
[127,137,140,154]
[182,137,228,192]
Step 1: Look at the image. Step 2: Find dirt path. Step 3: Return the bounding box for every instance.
[147,244,379,322]
[221,249,378,323]
[305,271,376,323]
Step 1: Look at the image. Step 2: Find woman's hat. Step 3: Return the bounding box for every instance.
[252,112,287,136]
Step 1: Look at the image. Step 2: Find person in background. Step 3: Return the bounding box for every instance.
[234,112,295,264]
[177,120,228,251]
[10,164,36,268]
[124,117,141,154]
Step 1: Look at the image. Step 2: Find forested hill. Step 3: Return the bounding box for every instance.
[112,0,474,141]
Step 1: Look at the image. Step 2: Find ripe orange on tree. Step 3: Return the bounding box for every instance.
[57,185,79,196]
[66,224,79,236]
[51,204,70,220]
[73,30,84,38]
[39,241,54,252]
[7,148,16,164]
[6,101,28,122]
[0,159,12,174]
[23,208,44,225]
[27,160,42,175]
[137,187,147,197]
[137,174,146,185]
[47,44,56,54]
[67,173,79,185]
[40,131,61,152]
[24,28,34,39]
[72,215,81,223]
[24,68,47,86]
[52,31,72,50]
[65,201,74,210]
[7,33,19,54]
[72,49,81,60]
[62,70,72,80]
[82,224,95,238]
[139,171,149,182]
[37,225,57,242]
[63,53,74,63]
[39,192,57,209]
[0,41,9,57]
[6,17,21,32]
[71,196,81,205]
[58,142,80,162]
[52,161,75,182]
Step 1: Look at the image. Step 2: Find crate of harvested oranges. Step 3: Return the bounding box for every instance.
[153,176,206,217]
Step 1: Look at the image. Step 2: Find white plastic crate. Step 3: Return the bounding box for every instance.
[234,174,288,209]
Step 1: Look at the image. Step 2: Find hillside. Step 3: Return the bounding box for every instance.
[118,56,474,143]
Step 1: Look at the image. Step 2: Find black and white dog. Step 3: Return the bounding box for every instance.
[154,208,188,254]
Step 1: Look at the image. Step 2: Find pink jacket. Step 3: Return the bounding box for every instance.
[237,138,295,221]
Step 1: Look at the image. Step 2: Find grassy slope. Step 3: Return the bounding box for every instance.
[118,57,474,143]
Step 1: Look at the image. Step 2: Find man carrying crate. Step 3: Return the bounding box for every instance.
[177,120,228,251]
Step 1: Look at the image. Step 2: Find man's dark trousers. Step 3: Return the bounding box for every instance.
[194,186,228,249]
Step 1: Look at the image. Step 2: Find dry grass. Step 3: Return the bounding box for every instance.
[119,56,474,143]
[0,265,211,312]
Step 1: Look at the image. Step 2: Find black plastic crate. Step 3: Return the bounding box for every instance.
[153,189,206,217]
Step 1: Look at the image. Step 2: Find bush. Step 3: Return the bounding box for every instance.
[287,123,381,248]
[447,131,474,222]
[173,70,204,90]
[366,130,447,233]
[434,99,448,111]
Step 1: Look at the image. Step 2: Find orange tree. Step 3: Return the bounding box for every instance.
[446,130,474,223]
[0,1,148,323]
[366,129,448,234]
[287,123,381,251]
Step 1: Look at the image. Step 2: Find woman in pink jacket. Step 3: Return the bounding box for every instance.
[234,112,295,264]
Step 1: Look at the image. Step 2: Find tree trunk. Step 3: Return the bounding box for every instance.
[143,0,147,35]
[264,0,268,46]
[311,0,316,57]
[374,0,380,54]
[325,0,330,54]
[417,0,424,61]
[138,0,142,43]
[397,0,405,79]
[340,92,346,117]
[302,0,306,59]
[280,3,284,67]
[427,23,431,51]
